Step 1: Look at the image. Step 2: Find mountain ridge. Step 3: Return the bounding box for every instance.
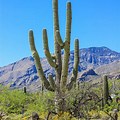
[0,46,120,91]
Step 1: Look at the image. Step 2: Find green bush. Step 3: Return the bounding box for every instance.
[0,80,120,119]
[0,86,54,115]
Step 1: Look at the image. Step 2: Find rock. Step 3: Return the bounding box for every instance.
[114,74,120,79]
[81,69,98,77]
[0,112,7,120]
[32,112,39,120]
[109,109,118,120]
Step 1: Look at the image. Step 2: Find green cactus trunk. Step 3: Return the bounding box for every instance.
[28,0,79,112]
[23,87,26,93]
[103,75,109,106]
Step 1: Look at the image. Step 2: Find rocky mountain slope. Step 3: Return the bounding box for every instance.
[0,46,120,91]
[95,60,120,79]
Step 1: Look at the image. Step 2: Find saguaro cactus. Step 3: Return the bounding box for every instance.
[23,86,27,93]
[29,0,79,112]
[103,75,109,106]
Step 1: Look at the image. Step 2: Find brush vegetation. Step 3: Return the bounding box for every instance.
[0,79,120,120]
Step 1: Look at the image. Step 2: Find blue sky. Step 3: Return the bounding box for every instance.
[0,0,120,67]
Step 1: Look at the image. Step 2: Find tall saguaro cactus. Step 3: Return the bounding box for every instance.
[29,0,79,112]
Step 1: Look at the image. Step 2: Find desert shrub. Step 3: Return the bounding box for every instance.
[50,112,77,120]
[26,91,55,114]
[0,86,54,115]
[0,87,32,114]
[103,101,119,112]
[0,80,120,119]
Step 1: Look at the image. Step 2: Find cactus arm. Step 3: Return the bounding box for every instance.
[48,74,56,91]
[65,2,72,47]
[53,0,62,74]
[71,39,79,80]
[61,2,72,90]
[55,30,64,48]
[53,0,62,90]
[67,39,79,90]
[29,30,53,91]
[53,0,59,31]
[66,77,75,91]
[43,29,57,68]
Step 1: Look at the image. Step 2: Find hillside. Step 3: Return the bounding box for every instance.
[0,46,120,91]
[95,60,120,79]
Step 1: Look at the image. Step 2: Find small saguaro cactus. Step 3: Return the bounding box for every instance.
[103,75,109,106]
[29,0,79,112]
[23,86,26,93]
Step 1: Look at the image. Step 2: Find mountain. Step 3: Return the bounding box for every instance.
[0,47,120,91]
[95,60,120,79]
[79,46,120,68]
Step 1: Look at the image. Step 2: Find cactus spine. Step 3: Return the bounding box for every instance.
[103,75,109,106]
[29,0,79,112]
